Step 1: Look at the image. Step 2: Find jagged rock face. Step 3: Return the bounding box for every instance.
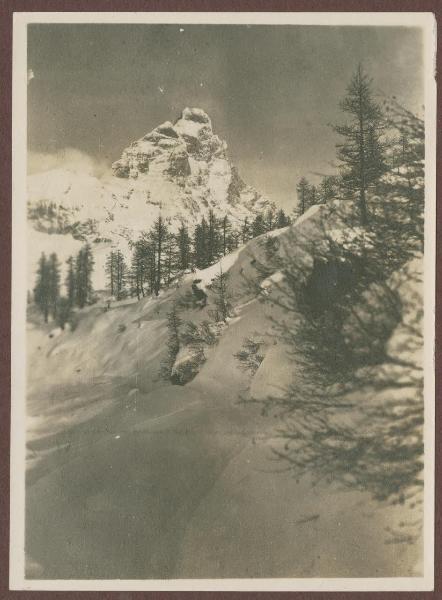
[113,108,227,183]
[110,107,265,222]
[29,107,271,239]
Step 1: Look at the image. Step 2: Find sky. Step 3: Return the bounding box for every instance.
[27,24,424,209]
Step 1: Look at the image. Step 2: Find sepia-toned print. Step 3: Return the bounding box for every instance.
[10,12,435,592]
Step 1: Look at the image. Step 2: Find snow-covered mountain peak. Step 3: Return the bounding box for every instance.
[27,107,274,289]
[112,107,227,179]
[176,106,213,132]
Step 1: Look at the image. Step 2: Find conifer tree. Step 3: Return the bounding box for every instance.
[75,249,85,308]
[65,256,76,308]
[164,233,177,286]
[129,251,141,300]
[265,208,275,232]
[75,243,94,308]
[221,215,233,256]
[276,208,290,228]
[307,184,318,208]
[130,239,148,300]
[333,64,386,224]
[241,217,251,244]
[135,233,158,295]
[176,222,191,271]
[207,209,221,264]
[193,217,209,269]
[148,246,157,294]
[150,216,169,295]
[296,177,310,216]
[319,175,338,204]
[252,213,266,238]
[47,253,61,318]
[34,253,50,322]
[375,98,425,260]
[210,266,232,323]
[113,250,127,300]
[105,251,116,297]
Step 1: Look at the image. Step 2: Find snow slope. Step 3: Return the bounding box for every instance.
[25,206,423,578]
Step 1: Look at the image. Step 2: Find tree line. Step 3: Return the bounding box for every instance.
[32,205,291,323]
[33,243,95,327]
[105,208,291,301]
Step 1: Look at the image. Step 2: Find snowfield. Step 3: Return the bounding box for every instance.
[25,204,423,579]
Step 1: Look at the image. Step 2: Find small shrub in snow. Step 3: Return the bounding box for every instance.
[234,338,265,375]
[181,319,221,349]
[198,320,219,346]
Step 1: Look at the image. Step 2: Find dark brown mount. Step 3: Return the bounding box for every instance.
[0,2,440,600]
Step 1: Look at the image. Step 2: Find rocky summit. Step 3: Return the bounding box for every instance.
[27,108,274,289]
[110,106,271,223]
[29,107,271,237]
[112,108,227,179]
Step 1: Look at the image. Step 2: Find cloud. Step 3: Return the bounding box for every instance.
[27,148,110,178]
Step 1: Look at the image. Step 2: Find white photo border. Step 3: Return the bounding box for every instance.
[10,10,437,592]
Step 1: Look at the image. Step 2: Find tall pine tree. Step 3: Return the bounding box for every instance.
[296,177,310,216]
[65,256,76,308]
[193,217,209,269]
[75,243,94,308]
[252,214,266,238]
[176,222,191,271]
[130,239,149,300]
[241,217,251,244]
[333,64,386,224]
[319,175,338,204]
[163,233,177,287]
[221,215,233,256]
[34,253,50,323]
[105,251,116,297]
[276,208,290,228]
[207,210,221,265]
[265,208,275,232]
[150,216,169,295]
[210,265,232,323]
[106,250,127,300]
[47,253,61,318]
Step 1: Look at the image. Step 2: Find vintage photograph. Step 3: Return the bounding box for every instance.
[11,12,435,591]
